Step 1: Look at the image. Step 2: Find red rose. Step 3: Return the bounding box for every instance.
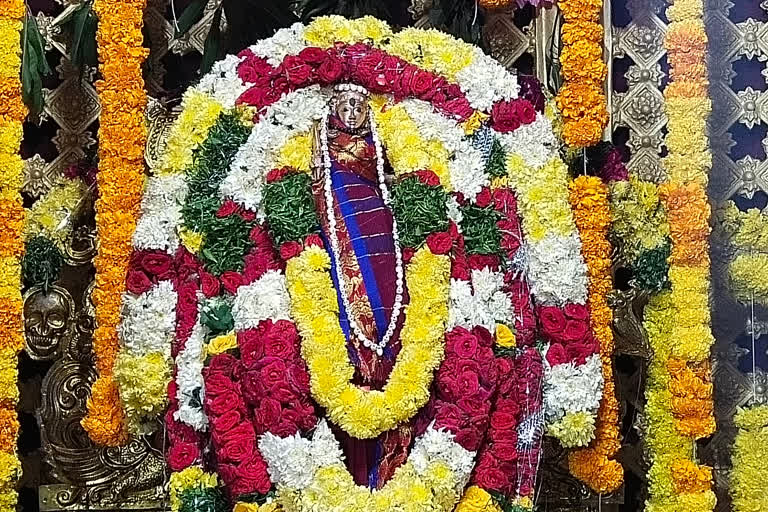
[200,270,220,297]
[562,318,589,342]
[220,271,244,294]
[494,441,519,462]
[402,247,415,263]
[408,68,435,96]
[126,270,153,295]
[280,241,303,260]
[254,398,282,433]
[472,325,494,348]
[475,187,493,208]
[259,357,288,389]
[221,432,256,464]
[168,441,200,471]
[288,362,311,394]
[451,370,480,397]
[317,55,345,83]
[468,254,500,271]
[234,454,272,495]
[567,343,594,365]
[238,328,264,366]
[412,169,441,187]
[263,329,298,360]
[174,247,198,281]
[517,99,537,124]
[455,426,483,451]
[426,232,453,255]
[490,411,516,432]
[249,224,272,246]
[546,342,568,366]
[305,233,323,248]
[208,392,242,416]
[266,167,291,183]
[243,249,281,284]
[442,97,473,120]
[446,328,478,358]
[473,464,507,492]
[492,187,517,213]
[269,382,297,403]
[451,260,470,280]
[538,306,567,338]
[434,402,465,432]
[141,251,173,276]
[564,303,589,320]
[491,100,522,133]
[272,419,300,437]
[212,409,242,433]
[237,57,275,86]
[298,47,328,64]
[282,56,313,86]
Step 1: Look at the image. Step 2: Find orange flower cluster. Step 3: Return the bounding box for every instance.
[556,0,608,148]
[670,459,712,494]
[660,184,710,266]
[566,176,623,494]
[82,0,149,446]
[667,359,715,438]
[0,0,27,506]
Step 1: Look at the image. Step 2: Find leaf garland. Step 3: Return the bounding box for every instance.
[460,203,501,255]
[22,236,63,289]
[263,172,319,246]
[391,176,449,248]
[21,12,52,115]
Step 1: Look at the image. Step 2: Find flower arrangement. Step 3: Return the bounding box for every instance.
[731,405,768,512]
[643,0,716,510]
[121,16,604,511]
[0,0,26,507]
[566,175,623,493]
[82,0,149,446]
[556,0,609,148]
[720,201,768,305]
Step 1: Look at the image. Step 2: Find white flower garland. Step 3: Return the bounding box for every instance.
[250,22,308,67]
[118,280,177,357]
[132,174,188,253]
[194,54,249,109]
[232,270,293,330]
[448,267,513,333]
[455,48,520,112]
[525,233,588,307]
[542,353,604,422]
[497,113,559,170]
[174,318,209,431]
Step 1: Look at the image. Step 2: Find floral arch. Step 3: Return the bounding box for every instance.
[101,15,604,512]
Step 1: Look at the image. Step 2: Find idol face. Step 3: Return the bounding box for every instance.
[335,91,369,130]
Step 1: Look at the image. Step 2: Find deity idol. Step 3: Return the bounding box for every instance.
[107,17,606,512]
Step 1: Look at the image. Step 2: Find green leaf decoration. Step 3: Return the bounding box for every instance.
[22,236,63,289]
[199,213,254,275]
[178,487,228,512]
[263,172,319,247]
[173,0,210,37]
[200,301,234,335]
[391,177,449,249]
[460,203,502,255]
[631,243,671,292]
[486,138,507,179]
[201,6,222,74]
[66,1,99,70]
[22,13,52,115]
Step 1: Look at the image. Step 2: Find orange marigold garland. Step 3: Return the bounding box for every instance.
[82,0,149,446]
[566,175,623,494]
[643,0,716,510]
[556,0,608,148]
[0,0,27,507]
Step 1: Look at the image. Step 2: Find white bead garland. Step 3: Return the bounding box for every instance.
[320,108,405,356]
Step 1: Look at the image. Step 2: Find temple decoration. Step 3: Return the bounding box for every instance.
[730,405,768,512]
[116,15,609,512]
[643,0,717,511]
[556,0,608,148]
[81,0,149,446]
[0,0,26,509]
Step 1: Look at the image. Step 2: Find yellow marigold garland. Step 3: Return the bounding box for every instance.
[285,244,450,439]
[556,0,608,148]
[720,202,768,305]
[566,175,623,494]
[730,405,768,512]
[82,0,149,446]
[643,0,716,510]
[0,0,26,506]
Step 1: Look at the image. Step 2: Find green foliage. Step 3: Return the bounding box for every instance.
[631,243,671,292]
[391,177,449,249]
[200,299,234,335]
[60,1,99,71]
[486,138,507,179]
[263,173,319,246]
[23,236,63,289]
[199,213,254,275]
[460,203,501,255]
[178,487,228,512]
[21,13,52,115]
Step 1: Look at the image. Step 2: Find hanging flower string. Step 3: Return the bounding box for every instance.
[0,0,26,507]
[556,0,609,148]
[82,0,149,446]
[644,0,716,510]
[567,175,623,494]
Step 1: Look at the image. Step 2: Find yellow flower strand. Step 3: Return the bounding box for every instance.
[0,0,26,507]
[731,405,768,512]
[285,245,450,439]
[83,0,149,446]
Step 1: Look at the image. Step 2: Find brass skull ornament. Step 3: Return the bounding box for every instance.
[23,285,75,361]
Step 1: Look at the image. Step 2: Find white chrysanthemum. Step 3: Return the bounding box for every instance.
[174,320,208,431]
[446,195,463,228]
[496,113,558,169]
[249,22,308,67]
[526,233,588,306]
[410,425,476,492]
[118,280,177,357]
[220,86,330,213]
[259,431,316,490]
[456,49,520,111]
[448,268,512,332]
[194,54,249,109]
[233,270,292,330]
[543,353,604,423]
[132,174,188,253]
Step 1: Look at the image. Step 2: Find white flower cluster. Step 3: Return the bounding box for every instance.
[496,113,559,169]
[542,353,604,423]
[174,320,208,431]
[118,280,177,357]
[232,270,292,330]
[448,268,512,333]
[400,99,488,201]
[249,23,308,67]
[220,86,330,213]
[455,48,520,112]
[526,233,588,306]
[132,174,188,254]
[195,54,249,109]
[259,420,475,494]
